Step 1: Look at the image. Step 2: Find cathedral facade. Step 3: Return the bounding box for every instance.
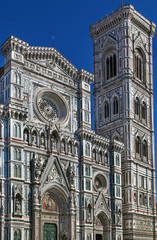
[0,4,156,240]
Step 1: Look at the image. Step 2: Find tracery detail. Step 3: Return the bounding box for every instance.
[38,97,59,122]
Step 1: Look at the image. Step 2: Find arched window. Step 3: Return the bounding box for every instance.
[113,97,118,115]
[134,193,137,203]
[135,97,140,117]
[106,57,109,80]
[85,111,89,123]
[14,229,21,240]
[13,87,21,98]
[85,143,90,157]
[14,165,21,178]
[114,54,117,76]
[142,101,147,120]
[135,136,141,155]
[110,56,113,78]
[104,101,109,119]
[13,123,21,138]
[116,154,120,166]
[134,49,145,82]
[99,106,102,121]
[106,53,117,80]
[85,99,89,110]
[13,149,21,161]
[142,140,147,158]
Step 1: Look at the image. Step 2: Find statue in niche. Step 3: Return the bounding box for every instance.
[34,156,42,180]
[32,132,37,145]
[61,141,66,152]
[86,199,92,222]
[67,163,75,186]
[51,134,57,149]
[41,135,45,146]
[15,196,22,215]
[117,207,122,225]
[24,130,28,142]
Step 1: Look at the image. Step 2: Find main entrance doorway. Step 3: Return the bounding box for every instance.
[96,234,102,240]
[43,223,57,240]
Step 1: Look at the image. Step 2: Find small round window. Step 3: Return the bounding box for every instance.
[94,173,108,192]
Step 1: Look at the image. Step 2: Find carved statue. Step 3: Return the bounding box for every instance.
[117,207,122,225]
[32,133,37,145]
[51,135,57,149]
[34,156,42,180]
[24,132,28,142]
[41,136,45,146]
[15,198,21,214]
[70,165,75,186]
[86,199,92,222]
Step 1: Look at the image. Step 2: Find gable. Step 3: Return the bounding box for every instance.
[40,155,70,194]
[94,192,111,219]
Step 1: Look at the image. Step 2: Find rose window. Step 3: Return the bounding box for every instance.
[35,89,69,124]
[38,98,59,122]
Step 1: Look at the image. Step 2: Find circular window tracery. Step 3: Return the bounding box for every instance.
[38,97,59,122]
[94,173,108,192]
[35,89,69,125]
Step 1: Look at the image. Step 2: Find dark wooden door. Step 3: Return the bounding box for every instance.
[43,223,57,240]
[96,234,102,240]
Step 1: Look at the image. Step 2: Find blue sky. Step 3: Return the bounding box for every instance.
[0,0,157,190]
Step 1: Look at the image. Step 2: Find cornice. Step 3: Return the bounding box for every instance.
[78,126,110,147]
[1,36,94,85]
[90,4,156,38]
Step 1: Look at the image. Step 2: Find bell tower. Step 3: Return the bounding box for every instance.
[90,4,156,240]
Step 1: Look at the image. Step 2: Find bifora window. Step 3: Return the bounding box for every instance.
[113,97,119,115]
[142,140,147,158]
[13,123,21,138]
[106,53,117,80]
[14,229,21,240]
[142,101,147,120]
[85,142,90,157]
[134,48,146,82]
[135,97,140,117]
[135,136,141,155]
[104,101,109,119]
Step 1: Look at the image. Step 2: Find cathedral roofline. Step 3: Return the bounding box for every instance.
[1,35,94,84]
[90,4,156,38]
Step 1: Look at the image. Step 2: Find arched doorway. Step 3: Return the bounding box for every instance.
[41,187,68,240]
[95,212,111,240]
